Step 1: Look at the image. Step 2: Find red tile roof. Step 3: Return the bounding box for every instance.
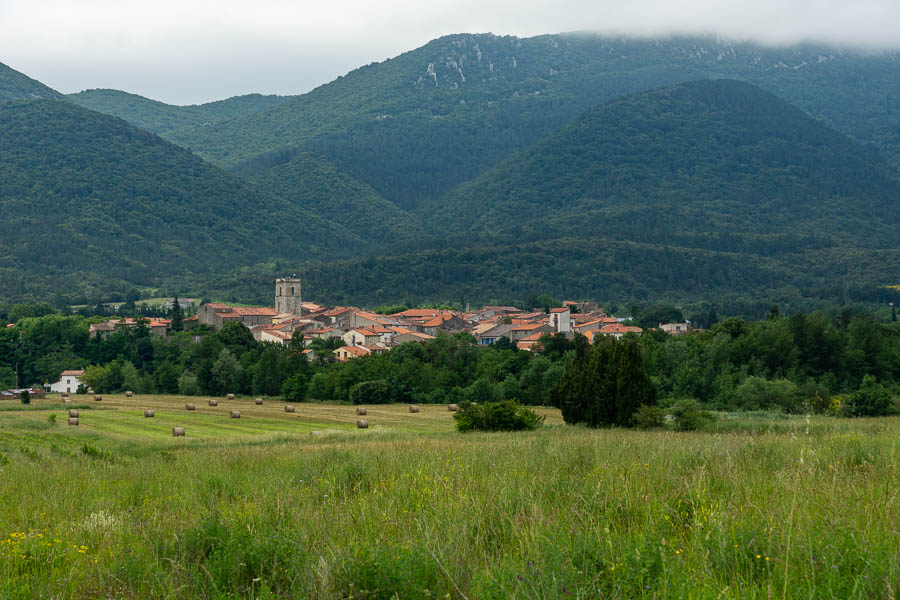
[61,370,85,376]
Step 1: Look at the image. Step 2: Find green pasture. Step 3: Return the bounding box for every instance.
[0,396,896,599]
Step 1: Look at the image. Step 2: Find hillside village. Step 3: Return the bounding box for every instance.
[123,278,689,361]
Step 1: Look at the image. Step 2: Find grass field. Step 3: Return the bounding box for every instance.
[0,395,897,599]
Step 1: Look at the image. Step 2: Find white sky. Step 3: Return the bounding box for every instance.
[2,0,899,105]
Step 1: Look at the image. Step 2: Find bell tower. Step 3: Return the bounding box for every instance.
[274,276,302,315]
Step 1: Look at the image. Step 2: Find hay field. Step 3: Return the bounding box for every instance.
[0,396,897,599]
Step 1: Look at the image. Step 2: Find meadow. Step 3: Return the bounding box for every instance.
[0,394,897,599]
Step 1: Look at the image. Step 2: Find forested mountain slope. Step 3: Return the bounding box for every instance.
[148,34,900,211]
[0,61,66,101]
[0,100,360,299]
[433,80,899,248]
[244,152,424,244]
[68,89,290,135]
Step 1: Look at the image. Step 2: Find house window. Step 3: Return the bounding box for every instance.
[290,287,294,296]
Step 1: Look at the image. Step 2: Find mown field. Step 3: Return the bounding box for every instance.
[0,395,897,599]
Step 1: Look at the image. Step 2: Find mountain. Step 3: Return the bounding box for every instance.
[68,89,291,135]
[0,61,66,101]
[140,34,900,212]
[292,80,900,306]
[244,152,424,244]
[433,80,899,248]
[0,99,361,300]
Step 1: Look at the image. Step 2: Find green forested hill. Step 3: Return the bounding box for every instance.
[0,62,66,101]
[433,80,899,247]
[150,34,900,211]
[0,100,361,299]
[245,152,424,244]
[67,89,290,135]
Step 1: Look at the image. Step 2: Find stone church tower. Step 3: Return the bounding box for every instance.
[274,277,302,315]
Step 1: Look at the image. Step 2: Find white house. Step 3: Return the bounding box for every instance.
[549,307,572,333]
[49,370,84,394]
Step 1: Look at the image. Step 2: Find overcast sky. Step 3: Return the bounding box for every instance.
[2,0,899,105]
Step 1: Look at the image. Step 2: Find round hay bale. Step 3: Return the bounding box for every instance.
[448,404,459,412]
[61,391,69,398]
[208,399,218,407]
[68,417,79,426]
[230,410,241,419]
[356,407,367,415]
[185,403,196,411]
[172,427,185,437]
[255,397,263,405]
[284,405,295,413]
[125,391,133,398]
[68,409,79,418]
[356,419,369,429]
[94,395,102,402]
[63,398,71,405]
[409,405,420,413]
[144,410,154,418]
[226,393,235,401]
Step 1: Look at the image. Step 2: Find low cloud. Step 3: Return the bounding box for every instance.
[2,0,898,104]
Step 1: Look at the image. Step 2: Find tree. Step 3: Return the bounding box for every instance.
[155,361,179,394]
[349,380,390,404]
[212,349,242,394]
[843,375,894,417]
[282,373,309,402]
[253,349,282,396]
[171,296,184,332]
[551,336,654,427]
[20,389,30,404]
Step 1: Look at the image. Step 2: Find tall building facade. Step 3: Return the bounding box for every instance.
[274,277,302,315]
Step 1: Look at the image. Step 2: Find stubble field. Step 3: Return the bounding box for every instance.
[0,394,897,599]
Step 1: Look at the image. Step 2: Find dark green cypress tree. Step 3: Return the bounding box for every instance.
[613,341,656,426]
[171,296,184,332]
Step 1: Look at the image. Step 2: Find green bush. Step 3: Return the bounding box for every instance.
[668,399,715,431]
[349,380,391,405]
[20,390,30,405]
[454,400,544,432]
[733,377,800,412]
[631,405,665,429]
[842,375,895,417]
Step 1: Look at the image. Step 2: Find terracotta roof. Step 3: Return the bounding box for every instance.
[351,328,379,337]
[205,303,231,310]
[90,323,115,331]
[60,370,85,377]
[334,345,370,358]
[549,307,569,313]
[232,307,278,317]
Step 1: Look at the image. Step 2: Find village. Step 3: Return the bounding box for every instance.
[86,277,691,356]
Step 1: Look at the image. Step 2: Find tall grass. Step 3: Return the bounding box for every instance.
[0,402,897,598]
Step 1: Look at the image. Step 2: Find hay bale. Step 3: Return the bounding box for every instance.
[185,403,196,411]
[409,405,420,413]
[356,419,369,429]
[125,391,133,398]
[61,391,69,398]
[68,417,79,426]
[226,393,235,400]
[230,410,241,419]
[94,395,102,402]
[144,410,154,418]
[63,398,71,405]
[69,409,79,418]
[356,407,367,415]
[255,397,263,405]
[172,427,185,437]
[448,404,458,412]
[284,405,295,413]
[208,399,218,407]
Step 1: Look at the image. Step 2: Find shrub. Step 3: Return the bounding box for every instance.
[668,399,715,431]
[349,380,391,405]
[20,390,30,405]
[631,405,665,429]
[454,400,544,432]
[842,375,894,417]
[47,413,56,424]
[733,377,800,412]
